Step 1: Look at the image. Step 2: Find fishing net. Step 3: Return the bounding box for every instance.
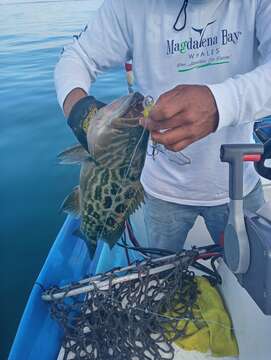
[42,250,213,360]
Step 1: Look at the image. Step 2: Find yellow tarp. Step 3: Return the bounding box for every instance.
[164,276,239,357]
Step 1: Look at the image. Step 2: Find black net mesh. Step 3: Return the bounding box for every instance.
[43,251,200,360]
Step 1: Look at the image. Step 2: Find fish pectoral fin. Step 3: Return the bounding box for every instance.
[57,144,97,165]
[60,186,81,218]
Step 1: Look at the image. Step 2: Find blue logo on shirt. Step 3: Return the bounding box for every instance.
[167,20,242,56]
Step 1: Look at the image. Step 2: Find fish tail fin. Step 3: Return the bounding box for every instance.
[60,186,81,217]
[57,144,93,165]
[73,228,96,258]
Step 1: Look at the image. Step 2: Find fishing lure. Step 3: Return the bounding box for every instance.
[143,96,191,166]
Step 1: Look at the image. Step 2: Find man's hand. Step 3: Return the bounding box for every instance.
[63,88,88,118]
[140,85,219,152]
[65,92,107,151]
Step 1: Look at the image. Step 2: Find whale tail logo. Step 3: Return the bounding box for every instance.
[192,20,216,43]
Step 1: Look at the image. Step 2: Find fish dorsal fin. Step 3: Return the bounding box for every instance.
[57,144,97,165]
[60,186,80,218]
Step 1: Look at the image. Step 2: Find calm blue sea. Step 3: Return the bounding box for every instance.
[0,0,128,357]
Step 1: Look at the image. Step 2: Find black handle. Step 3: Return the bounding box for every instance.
[220,144,264,200]
[254,138,271,180]
[255,124,271,143]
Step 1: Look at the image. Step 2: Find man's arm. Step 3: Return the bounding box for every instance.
[55,0,132,115]
[209,0,271,131]
[63,88,87,118]
[141,0,271,152]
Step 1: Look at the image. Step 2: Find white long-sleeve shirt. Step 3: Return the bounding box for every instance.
[55,0,271,206]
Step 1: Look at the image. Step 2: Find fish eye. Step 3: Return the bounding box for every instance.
[143,96,154,109]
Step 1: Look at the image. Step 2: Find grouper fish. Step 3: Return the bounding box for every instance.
[58,92,149,254]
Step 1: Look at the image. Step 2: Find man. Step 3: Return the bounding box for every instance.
[55,0,271,252]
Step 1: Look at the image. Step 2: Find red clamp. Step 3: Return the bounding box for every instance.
[243,154,262,162]
[125,63,133,72]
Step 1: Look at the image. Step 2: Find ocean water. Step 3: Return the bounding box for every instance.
[0,0,128,357]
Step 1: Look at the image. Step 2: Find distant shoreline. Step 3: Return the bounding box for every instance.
[0,0,102,6]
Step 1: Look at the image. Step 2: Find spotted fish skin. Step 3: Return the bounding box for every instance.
[60,92,149,251]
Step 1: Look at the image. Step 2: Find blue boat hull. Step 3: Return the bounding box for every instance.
[9,212,144,360]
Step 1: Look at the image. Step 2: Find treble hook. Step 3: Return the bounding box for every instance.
[143,96,159,160]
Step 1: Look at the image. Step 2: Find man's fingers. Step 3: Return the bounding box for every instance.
[140,84,219,150]
[149,87,186,122]
[151,125,192,147]
[165,139,193,152]
[140,113,189,131]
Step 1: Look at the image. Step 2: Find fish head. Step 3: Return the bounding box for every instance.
[87,92,149,166]
[109,91,145,129]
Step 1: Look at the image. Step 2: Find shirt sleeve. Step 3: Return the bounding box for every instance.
[54,0,132,109]
[207,0,271,131]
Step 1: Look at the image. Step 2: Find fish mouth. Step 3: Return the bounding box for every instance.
[109,92,145,129]
[120,92,145,121]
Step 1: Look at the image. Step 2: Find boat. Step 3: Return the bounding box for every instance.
[9,133,271,360]
[9,201,271,359]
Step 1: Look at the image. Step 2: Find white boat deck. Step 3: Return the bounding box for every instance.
[58,344,237,360]
[173,347,237,360]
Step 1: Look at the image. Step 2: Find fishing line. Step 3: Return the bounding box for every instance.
[116,240,174,258]
[97,126,148,242]
[121,232,132,265]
